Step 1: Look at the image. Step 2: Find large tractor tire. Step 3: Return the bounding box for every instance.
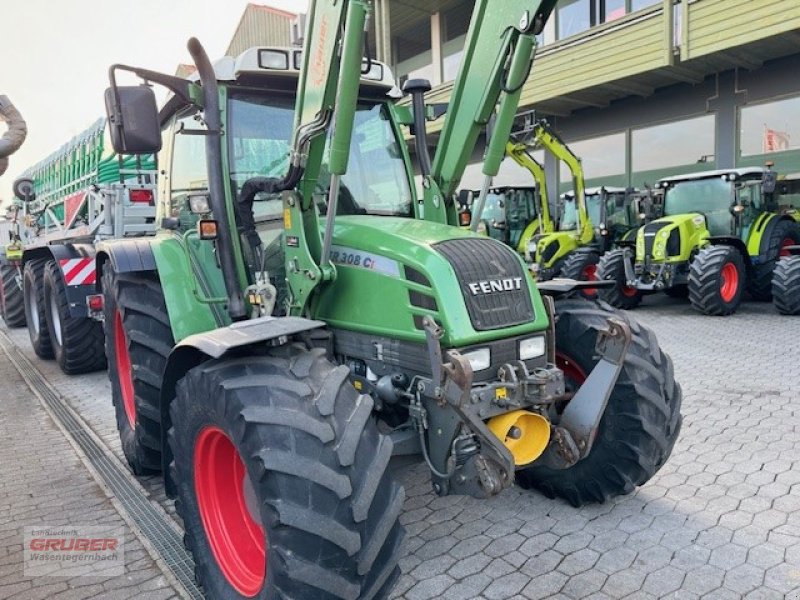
[103,267,173,474]
[772,255,800,315]
[517,298,682,507]
[22,259,53,358]
[1,264,26,327]
[559,251,600,299]
[596,249,642,310]
[169,347,405,600]
[688,245,745,316]
[748,220,800,301]
[43,260,106,375]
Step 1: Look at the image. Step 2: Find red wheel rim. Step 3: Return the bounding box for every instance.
[779,238,794,258]
[114,310,136,428]
[556,352,587,387]
[582,264,598,296]
[719,262,739,303]
[621,284,638,298]
[194,426,266,597]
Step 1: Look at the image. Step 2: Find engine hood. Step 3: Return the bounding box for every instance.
[636,213,707,261]
[312,215,550,347]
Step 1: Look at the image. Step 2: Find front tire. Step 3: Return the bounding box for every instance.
[170,347,405,600]
[1,263,26,327]
[23,259,53,358]
[517,299,682,506]
[688,245,745,316]
[597,249,642,309]
[559,251,600,299]
[43,260,106,374]
[103,267,173,474]
[772,256,800,315]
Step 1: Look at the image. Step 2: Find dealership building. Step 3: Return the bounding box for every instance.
[230,1,800,193]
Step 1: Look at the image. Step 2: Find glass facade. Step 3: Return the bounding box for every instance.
[739,95,800,157]
[556,0,660,40]
[393,14,433,85]
[559,133,626,182]
[632,115,715,172]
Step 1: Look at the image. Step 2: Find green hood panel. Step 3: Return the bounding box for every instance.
[636,213,709,263]
[313,216,549,347]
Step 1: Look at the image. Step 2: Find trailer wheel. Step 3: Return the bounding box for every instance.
[23,259,53,358]
[688,245,745,316]
[103,267,173,474]
[43,260,106,374]
[772,255,800,315]
[1,264,26,327]
[748,220,800,301]
[170,347,405,600]
[517,299,682,506]
[597,249,642,309]
[559,251,600,298]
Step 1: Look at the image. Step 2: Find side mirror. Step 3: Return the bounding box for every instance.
[104,85,161,154]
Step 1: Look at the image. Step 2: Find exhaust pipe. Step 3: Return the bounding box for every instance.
[0,95,28,177]
[487,409,551,466]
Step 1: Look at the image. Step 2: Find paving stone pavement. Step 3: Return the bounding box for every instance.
[0,340,181,599]
[1,295,799,599]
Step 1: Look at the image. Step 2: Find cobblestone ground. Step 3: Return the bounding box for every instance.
[0,341,180,599]
[2,295,799,599]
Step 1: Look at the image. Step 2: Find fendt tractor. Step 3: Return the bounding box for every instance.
[0,94,28,326]
[1,119,156,373]
[96,0,681,597]
[598,166,800,315]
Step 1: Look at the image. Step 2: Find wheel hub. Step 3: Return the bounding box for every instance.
[49,290,63,346]
[194,426,266,597]
[114,310,136,427]
[719,262,739,303]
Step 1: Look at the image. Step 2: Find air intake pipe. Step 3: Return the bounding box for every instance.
[0,95,27,177]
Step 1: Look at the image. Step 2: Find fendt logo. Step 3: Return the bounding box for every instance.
[468,277,524,296]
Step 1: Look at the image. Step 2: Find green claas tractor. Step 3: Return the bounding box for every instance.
[598,166,800,315]
[96,0,681,596]
[554,186,643,296]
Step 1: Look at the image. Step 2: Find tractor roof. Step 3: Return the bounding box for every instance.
[561,186,629,198]
[656,167,766,186]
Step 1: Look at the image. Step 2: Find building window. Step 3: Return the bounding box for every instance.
[632,115,715,172]
[559,133,626,182]
[496,150,546,187]
[739,96,800,157]
[556,0,661,40]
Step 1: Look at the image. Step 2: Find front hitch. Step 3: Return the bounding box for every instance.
[539,318,632,469]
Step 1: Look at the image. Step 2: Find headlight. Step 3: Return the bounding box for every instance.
[463,348,491,372]
[188,194,211,214]
[519,336,546,360]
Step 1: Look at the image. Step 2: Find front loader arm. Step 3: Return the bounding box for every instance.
[427,0,558,225]
[506,140,552,230]
[531,121,592,241]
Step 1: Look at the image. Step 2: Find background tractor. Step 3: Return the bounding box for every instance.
[96,0,681,597]
[598,166,800,315]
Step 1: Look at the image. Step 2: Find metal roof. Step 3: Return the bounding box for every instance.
[657,167,766,185]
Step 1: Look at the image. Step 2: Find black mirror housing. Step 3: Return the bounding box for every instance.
[104,86,161,155]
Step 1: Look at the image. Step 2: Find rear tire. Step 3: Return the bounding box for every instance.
[688,245,745,316]
[517,299,682,506]
[1,263,26,327]
[103,267,173,474]
[23,259,53,358]
[772,256,800,315]
[748,220,800,301]
[559,251,600,299]
[43,260,106,374]
[597,249,642,309]
[170,347,405,600]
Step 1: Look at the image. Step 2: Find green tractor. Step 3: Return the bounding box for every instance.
[96,0,680,597]
[599,166,800,315]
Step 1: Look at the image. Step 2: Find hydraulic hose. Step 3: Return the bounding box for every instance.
[0,95,28,177]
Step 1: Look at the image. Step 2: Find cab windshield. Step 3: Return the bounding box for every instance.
[559,194,602,230]
[227,91,413,216]
[663,177,733,235]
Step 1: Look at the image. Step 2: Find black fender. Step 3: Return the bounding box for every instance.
[159,315,326,494]
[22,244,97,318]
[95,238,157,292]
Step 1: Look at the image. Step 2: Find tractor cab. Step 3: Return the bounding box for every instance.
[560,186,636,250]
[479,186,543,252]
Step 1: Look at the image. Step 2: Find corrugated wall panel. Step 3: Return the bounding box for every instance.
[227,7,294,57]
[682,0,800,61]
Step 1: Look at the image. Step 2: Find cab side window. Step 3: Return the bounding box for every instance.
[169,112,208,219]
